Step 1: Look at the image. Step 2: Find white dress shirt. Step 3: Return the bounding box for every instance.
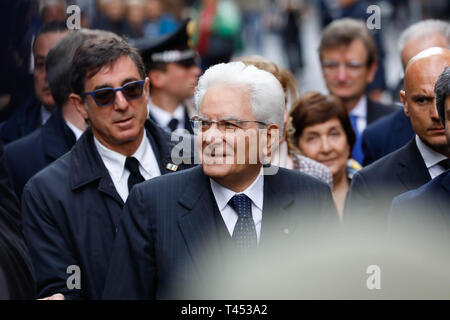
[65,121,84,140]
[349,95,368,134]
[148,101,185,131]
[415,135,448,179]
[209,169,264,243]
[94,132,161,202]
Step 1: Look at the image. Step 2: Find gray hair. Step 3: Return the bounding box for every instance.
[194,62,286,136]
[435,66,450,126]
[398,20,450,53]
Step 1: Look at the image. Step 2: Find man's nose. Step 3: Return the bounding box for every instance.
[337,64,348,81]
[114,90,129,110]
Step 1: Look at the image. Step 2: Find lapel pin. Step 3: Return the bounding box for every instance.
[166,163,178,171]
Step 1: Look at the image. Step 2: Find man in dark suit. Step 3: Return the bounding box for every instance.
[361,20,449,166]
[318,18,396,164]
[21,34,192,300]
[0,21,68,144]
[3,29,110,199]
[345,48,450,233]
[389,66,450,254]
[103,61,337,299]
[133,20,201,134]
[0,141,35,299]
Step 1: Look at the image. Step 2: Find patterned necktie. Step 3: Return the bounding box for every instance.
[349,114,364,164]
[168,118,179,132]
[228,194,257,253]
[125,157,145,191]
[438,158,450,171]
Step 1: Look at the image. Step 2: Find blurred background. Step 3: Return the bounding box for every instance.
[0,0,449,120]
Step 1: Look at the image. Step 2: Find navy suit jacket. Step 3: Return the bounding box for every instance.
[362,108,414,166]
[103,165,338,299]
[0,96,42,144]
[4,110,76,199]
[0,141,35,299]
[389,170,450,251]
[22,119,193,300]
[345,138,431,233]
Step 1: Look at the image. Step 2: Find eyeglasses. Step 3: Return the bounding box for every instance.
[190,116,267,132]
[322,60,367,75]
[81,80,145,107]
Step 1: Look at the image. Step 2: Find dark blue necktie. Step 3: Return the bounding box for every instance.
[125,157,145,192]
[228,194,257,253]
[349,114,364,164]
[168,118,179,132]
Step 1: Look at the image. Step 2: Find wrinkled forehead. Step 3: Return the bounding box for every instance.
[199,84,254,119]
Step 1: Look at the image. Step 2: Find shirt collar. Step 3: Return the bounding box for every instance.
[40,105,52,125]
[349,95,367,119]
[93,132,151,184]
[415,135,447,169]
[148,100,185,127]
[65,120,84,140]
[209,168,264,212]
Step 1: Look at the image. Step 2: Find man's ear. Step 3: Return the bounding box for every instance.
[400,90,409,117]
[367,61,378,84]
[148,70,166,89]
[261,124,280,162]
[69,93,89,120]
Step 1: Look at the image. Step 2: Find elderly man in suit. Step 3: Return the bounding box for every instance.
[318,18,396,165]
[103,62,337,300]
[361,20,449,166]
[345,47,450,234]
[21,33,192,300]
[389,67,450,246]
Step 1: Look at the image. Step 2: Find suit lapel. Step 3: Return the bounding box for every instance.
[177,167,221,271]
[396,139,431,190]
[438,172,450,217]
[259,169,295,248]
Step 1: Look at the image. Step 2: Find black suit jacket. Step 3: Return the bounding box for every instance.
[4,110,76,199]
[389,170,450,257]
[345,138,431,233]
[22,119,193,300]
[103,165,338,299]
[0,96,42,144]
[0,141,35,299]
[362,108,414,166]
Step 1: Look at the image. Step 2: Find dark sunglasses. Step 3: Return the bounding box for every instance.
[81,80,146,107]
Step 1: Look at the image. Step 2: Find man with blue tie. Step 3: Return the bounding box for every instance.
[318,18,396,164]
[103,62,337,299]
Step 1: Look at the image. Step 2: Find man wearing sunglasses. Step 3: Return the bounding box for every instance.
[21,34,192,300]
[103,62,337,299]
[134,20,201,134]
